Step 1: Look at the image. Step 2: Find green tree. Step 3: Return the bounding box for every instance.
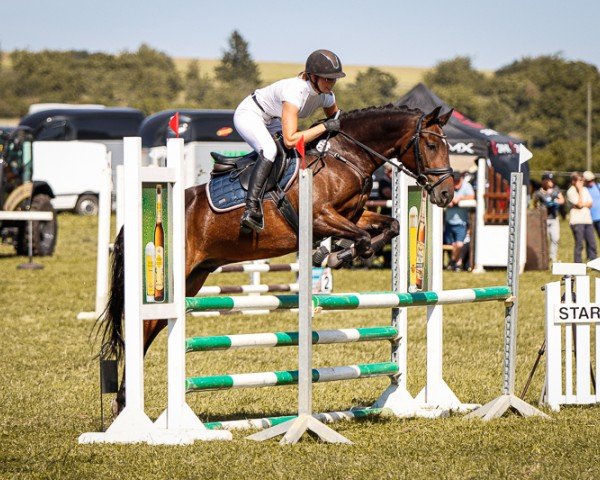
[215,30,261,85]
[10,49,88,107]
[495,55,600,149]
[111,44,181,113]
[209,31,262,109]
[422,56,491,121]
[184,60,213,107]
[341,67,398,111]
[424,56,486,89]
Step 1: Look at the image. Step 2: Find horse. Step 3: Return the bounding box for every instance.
[97,103,454,413]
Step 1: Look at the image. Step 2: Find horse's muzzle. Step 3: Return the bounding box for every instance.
[429,184,454,208]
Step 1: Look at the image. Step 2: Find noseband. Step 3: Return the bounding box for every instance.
[336,113,453,193]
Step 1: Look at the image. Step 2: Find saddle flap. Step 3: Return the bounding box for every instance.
[207,146,299,214]
[238,154,289,191]
[212,136,291,190]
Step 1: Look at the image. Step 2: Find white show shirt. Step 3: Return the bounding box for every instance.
[253,77,335,120]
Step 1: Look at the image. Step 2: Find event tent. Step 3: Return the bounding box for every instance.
[395,83,529,272]
[395,83,529,186]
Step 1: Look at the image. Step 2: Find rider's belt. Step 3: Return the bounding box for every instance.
[251,93,266,113]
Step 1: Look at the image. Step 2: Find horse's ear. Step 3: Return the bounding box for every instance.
[424,106,443,126]
[437,109,453,127]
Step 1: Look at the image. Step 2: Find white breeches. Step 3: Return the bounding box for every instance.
[233,96,282,162]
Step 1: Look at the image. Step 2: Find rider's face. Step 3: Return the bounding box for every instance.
[316,76,337,93]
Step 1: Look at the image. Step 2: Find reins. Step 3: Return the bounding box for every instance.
[334,113,453,193]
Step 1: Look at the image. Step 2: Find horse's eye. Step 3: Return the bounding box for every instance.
[427,143,437,150]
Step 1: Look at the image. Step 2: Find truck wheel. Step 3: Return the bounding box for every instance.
[75,194,99,215]
[15,194,58,256]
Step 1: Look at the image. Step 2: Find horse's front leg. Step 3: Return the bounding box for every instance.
[313,207,373,268]
[355,209,400,254]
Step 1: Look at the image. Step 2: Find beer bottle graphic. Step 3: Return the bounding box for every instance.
[415,190,427,291]
[153,184,165,302]
[408,207,419,292]
[145,242,155,302]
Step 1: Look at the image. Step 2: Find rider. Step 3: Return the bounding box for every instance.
[233,49,346,233]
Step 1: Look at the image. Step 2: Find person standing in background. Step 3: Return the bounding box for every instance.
[533,172,564,264]
[443,171,475,271]
[583,170,600,239]
[566,172,597,263]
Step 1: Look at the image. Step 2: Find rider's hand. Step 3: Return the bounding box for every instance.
[323,118,340,132]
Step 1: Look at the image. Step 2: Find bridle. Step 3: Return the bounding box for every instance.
[336,113,453,193]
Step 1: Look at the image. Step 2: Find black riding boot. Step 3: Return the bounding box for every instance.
[240,156,274,233]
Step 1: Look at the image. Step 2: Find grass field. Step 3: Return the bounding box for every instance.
[1,213,600,479]
[174,57,429,95]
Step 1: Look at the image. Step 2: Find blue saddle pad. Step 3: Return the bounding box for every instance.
[206,156,298,212]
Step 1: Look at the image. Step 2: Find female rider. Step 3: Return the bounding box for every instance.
[233,49,346,233]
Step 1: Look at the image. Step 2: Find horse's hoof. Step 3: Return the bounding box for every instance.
[327,248,354,268]
[360,249,375,259]
[334,239,354,250]
[312,245,330,266]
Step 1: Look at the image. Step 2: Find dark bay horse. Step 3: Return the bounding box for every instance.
[98,104,454,412]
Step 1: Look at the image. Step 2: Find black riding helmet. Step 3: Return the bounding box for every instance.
[305,49,346,79]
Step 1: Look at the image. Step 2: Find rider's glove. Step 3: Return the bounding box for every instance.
[323,118,340,132]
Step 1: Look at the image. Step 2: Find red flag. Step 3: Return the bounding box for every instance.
[169,112,180,138]
[296,135,306,169]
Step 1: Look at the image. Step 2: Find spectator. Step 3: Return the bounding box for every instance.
[378,164,393,200]
[583,170,600,239]
[566,172,597,263]
[443,171,475,271]
[533,172,564,264]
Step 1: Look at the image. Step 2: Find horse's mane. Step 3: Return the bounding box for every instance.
[340,103,424,121]
[307,104,423,147]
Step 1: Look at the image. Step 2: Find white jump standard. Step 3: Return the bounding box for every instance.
[79,138,232,445]
[466,172,548,420]
[543,262,600,410]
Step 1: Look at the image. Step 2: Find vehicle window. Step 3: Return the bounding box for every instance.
[74,116,141,140]
[36,120,73,141]
[190,117,243,142]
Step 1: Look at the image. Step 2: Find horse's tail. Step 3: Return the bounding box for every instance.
[94,227,126,361]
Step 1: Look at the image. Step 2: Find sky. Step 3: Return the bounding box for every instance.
[3,0,599,70]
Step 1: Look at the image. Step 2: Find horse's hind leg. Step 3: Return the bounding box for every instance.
[313,207,373,267]
[112,318,169,416]
[355,210,400,254]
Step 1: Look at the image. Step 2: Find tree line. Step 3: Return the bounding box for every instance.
[0,30,598,175]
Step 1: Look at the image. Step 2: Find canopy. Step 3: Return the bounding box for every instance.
[395,83,529,185]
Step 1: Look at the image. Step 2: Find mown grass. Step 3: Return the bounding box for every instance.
[1,213,600,479]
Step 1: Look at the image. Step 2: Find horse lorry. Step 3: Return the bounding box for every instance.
[0,127,58,256]
[18,107,144,215]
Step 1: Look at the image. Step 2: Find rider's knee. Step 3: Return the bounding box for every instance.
[262,144,277,162]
